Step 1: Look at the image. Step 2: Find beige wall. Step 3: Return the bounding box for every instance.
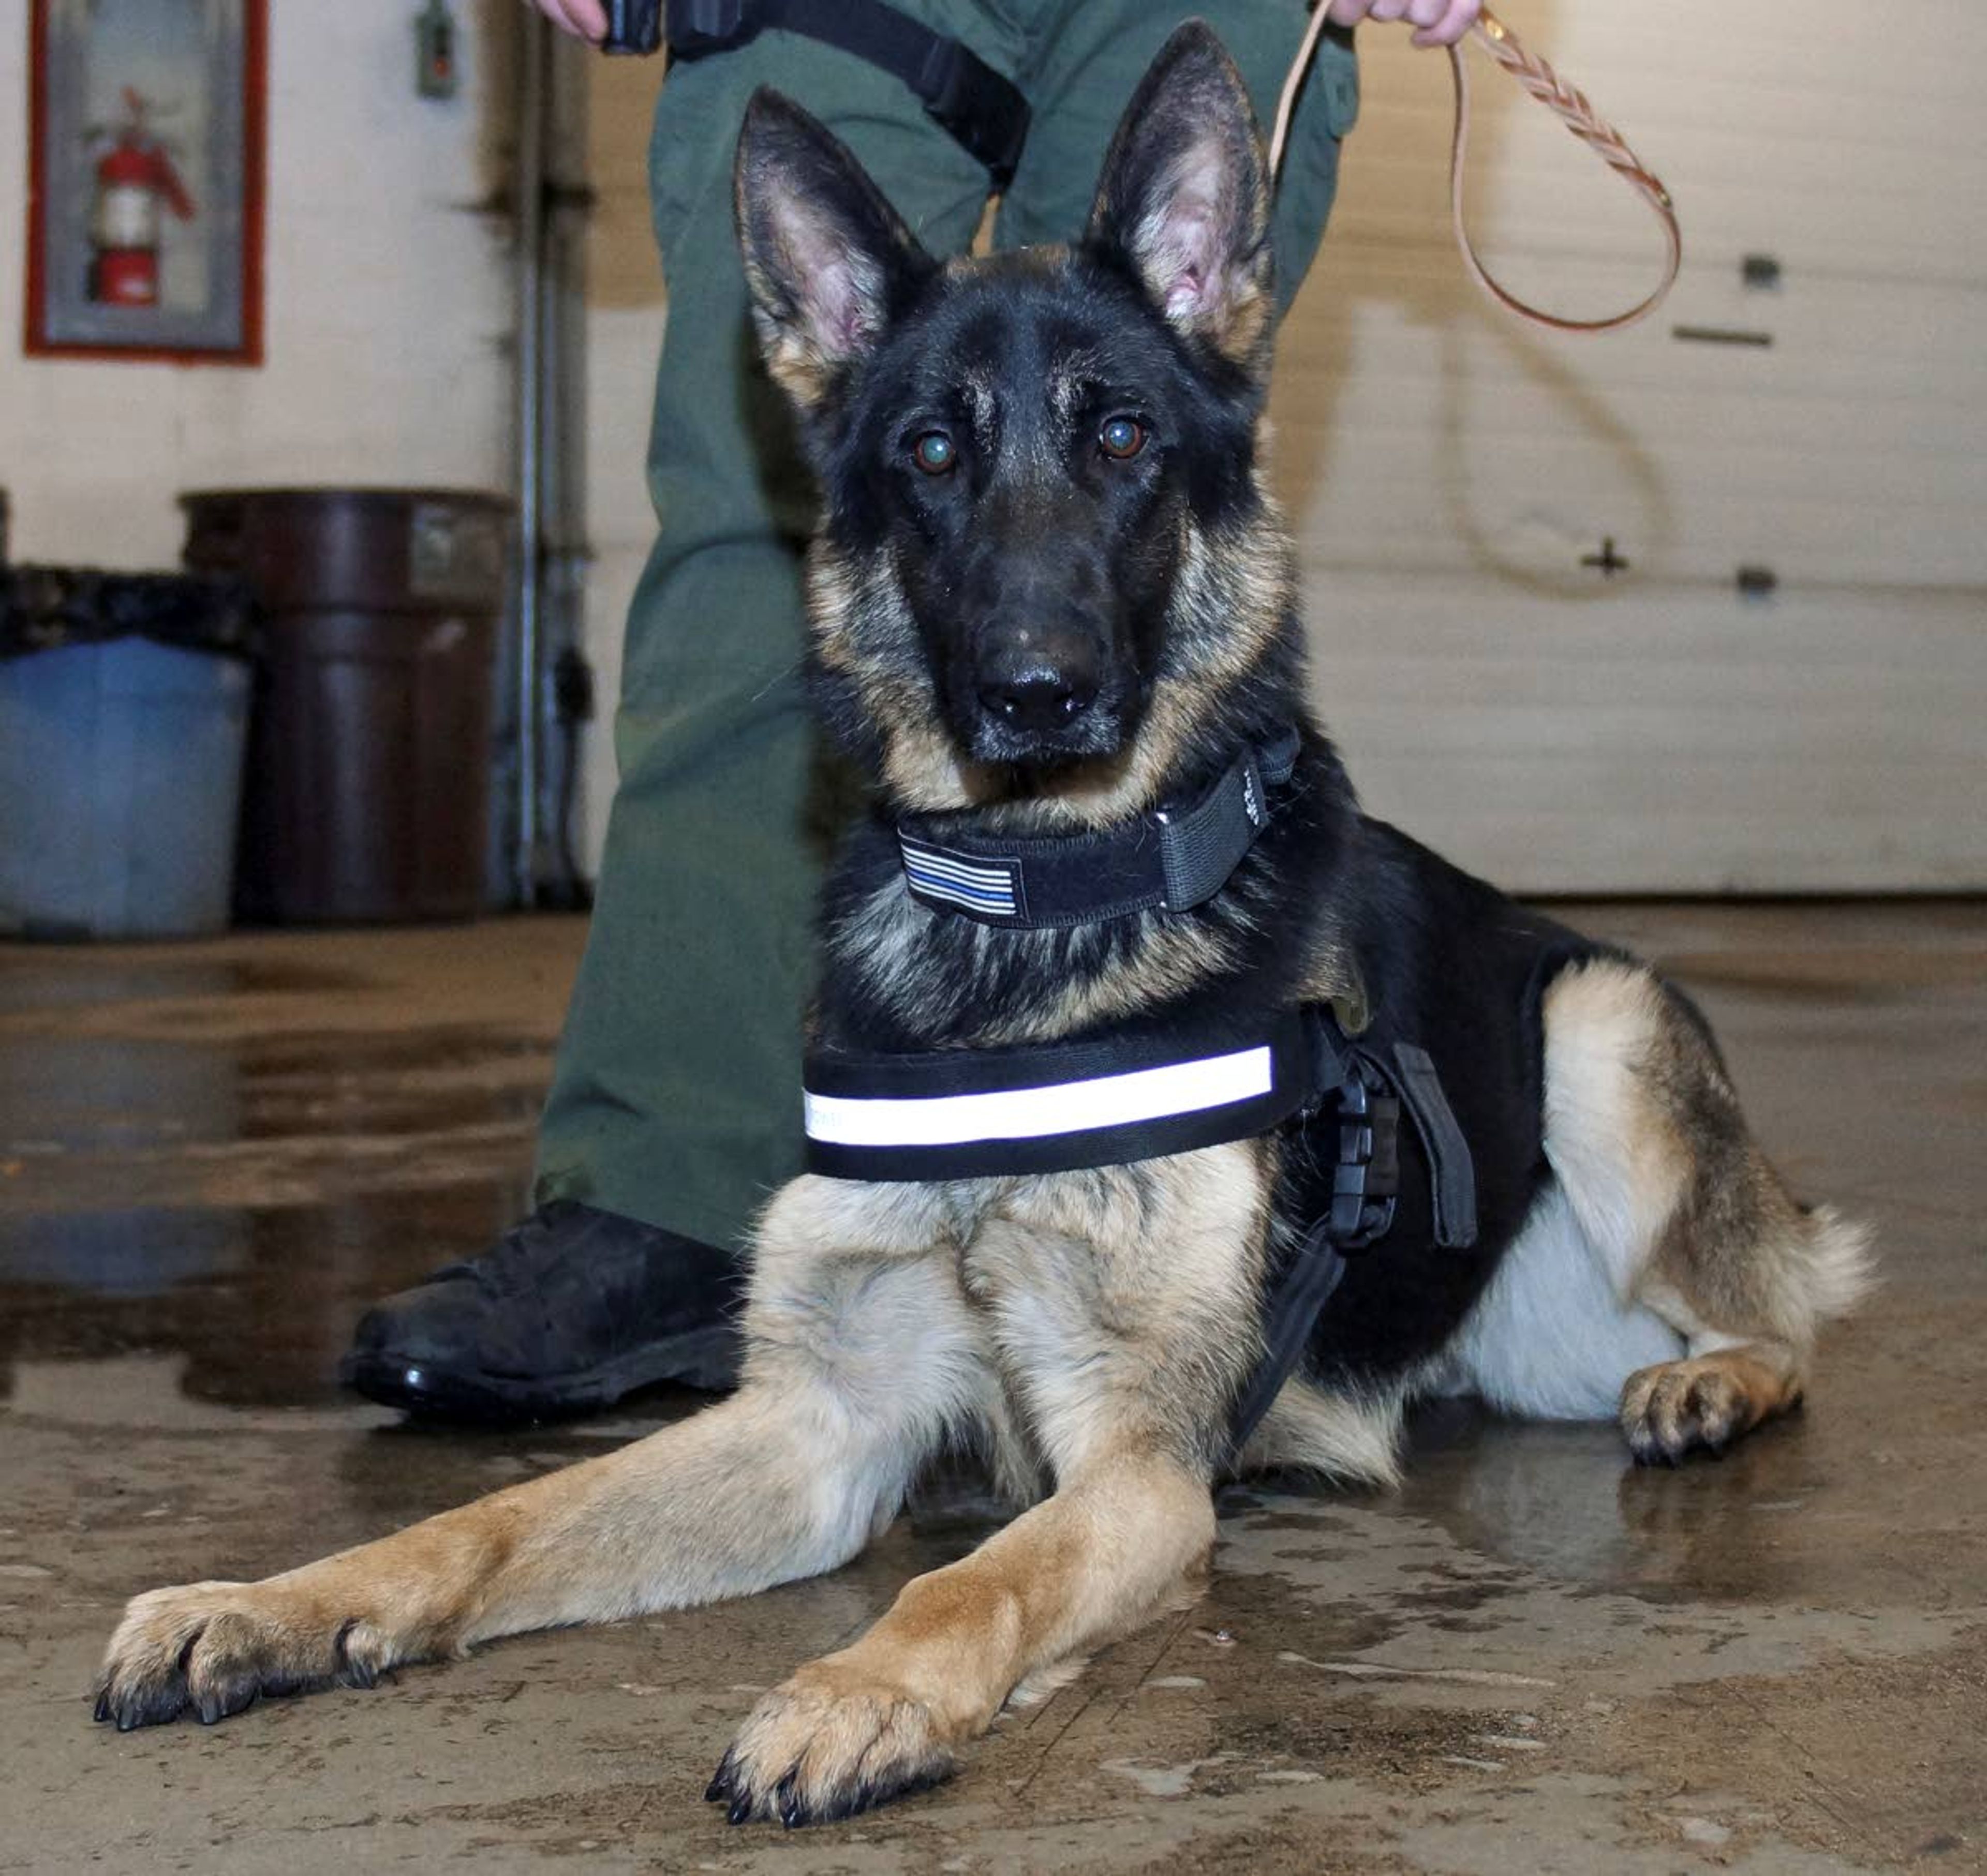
[0,2,517,570]
[1272,3,1987,889]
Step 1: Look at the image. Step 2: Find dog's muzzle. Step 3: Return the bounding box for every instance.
[965,629,1125,763]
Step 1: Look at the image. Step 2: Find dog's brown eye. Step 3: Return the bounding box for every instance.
[1099,416,1146,460]
[911,432,957,475]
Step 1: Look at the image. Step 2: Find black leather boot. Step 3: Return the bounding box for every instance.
[339,1200,744,1422]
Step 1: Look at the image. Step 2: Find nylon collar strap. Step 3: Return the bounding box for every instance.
[897,727,1301,929]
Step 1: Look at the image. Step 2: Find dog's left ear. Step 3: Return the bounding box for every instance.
[734,89,930,413]
[1085,23,1273,370]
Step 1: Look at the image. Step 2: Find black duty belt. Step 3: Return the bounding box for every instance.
[665,0,1031,185]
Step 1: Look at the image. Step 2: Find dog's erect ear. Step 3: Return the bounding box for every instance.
[1085,23,1273,368]
[734,89,929,411]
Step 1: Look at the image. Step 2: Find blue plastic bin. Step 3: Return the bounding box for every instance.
[0,636,250,939]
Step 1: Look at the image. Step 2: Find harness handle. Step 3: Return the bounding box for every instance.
[1270,6,1681,336]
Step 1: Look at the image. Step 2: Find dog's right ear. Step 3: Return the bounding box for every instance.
[734,90,929,413]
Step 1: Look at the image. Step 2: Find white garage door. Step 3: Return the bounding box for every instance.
[1273,1,1986,890]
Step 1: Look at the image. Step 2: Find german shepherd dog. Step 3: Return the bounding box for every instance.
[97,25,1871,1827]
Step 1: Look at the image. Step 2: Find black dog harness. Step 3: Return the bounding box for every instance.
[802,732,1479,1455]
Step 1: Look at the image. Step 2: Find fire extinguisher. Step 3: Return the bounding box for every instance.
[89,89,195,308]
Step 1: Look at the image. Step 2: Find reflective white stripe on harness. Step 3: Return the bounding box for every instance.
[805,1043,1277,1151]
[802,1009,1317,1182]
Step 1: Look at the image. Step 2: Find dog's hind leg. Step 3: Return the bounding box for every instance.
[713,1148,1263,1826]
[97,1179,988,1730]
[1455,956,1873,1464]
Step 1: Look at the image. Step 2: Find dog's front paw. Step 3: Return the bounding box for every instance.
[707,1660,956,1828]
[95,1581,393,1730]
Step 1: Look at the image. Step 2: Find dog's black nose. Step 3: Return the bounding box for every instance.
[978,666,1098,735]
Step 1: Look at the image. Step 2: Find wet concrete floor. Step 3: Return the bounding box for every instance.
[1,907,1982,1873]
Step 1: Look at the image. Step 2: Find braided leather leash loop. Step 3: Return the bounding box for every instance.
[1270,6,1682,336]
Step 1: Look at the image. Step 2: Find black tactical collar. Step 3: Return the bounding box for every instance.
[895,726,1302,929]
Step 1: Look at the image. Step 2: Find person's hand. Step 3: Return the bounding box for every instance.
[1325,0,1482,50]
[528,0,607,43]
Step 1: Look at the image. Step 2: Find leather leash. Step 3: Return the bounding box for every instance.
[1270,6,1681,335]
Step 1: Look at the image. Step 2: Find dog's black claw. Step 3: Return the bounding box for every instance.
[705,1749,735,1803]
[777,1769,806,1830]
[727,1792,754,1826]
[92,1691,110,1724]
[193,1675,259,1726]
[332,1622,379,1691]
[102,1686,176,1733]
[891,1768,946,1810]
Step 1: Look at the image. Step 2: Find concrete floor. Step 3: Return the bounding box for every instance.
[2,904,1982,1874]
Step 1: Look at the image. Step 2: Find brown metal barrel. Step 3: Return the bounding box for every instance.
[181,488,512,925]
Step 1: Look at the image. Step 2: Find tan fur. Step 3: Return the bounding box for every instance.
[1620,1343,1805,1459]
[1242,1378,1407,1488]
[100,1146,1270,1821]
[1534,958,1873,1460]
[723,1454,1214,1816]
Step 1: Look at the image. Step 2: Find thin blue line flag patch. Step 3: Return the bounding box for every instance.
[900,838,1021,919]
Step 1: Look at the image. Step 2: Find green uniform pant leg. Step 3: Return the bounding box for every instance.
[532,28,992,1252]
[997,1,1359,311]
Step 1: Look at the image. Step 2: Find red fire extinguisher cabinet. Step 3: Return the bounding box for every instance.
[182,488,513,925]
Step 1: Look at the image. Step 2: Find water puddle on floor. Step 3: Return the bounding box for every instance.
[0,1184,529,1411]
[0,1019,553,1230]
[0,1028,549,1154]
[0,956,366,1016]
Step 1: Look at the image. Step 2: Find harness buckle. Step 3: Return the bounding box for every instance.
[1327,1065,1400,1250]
